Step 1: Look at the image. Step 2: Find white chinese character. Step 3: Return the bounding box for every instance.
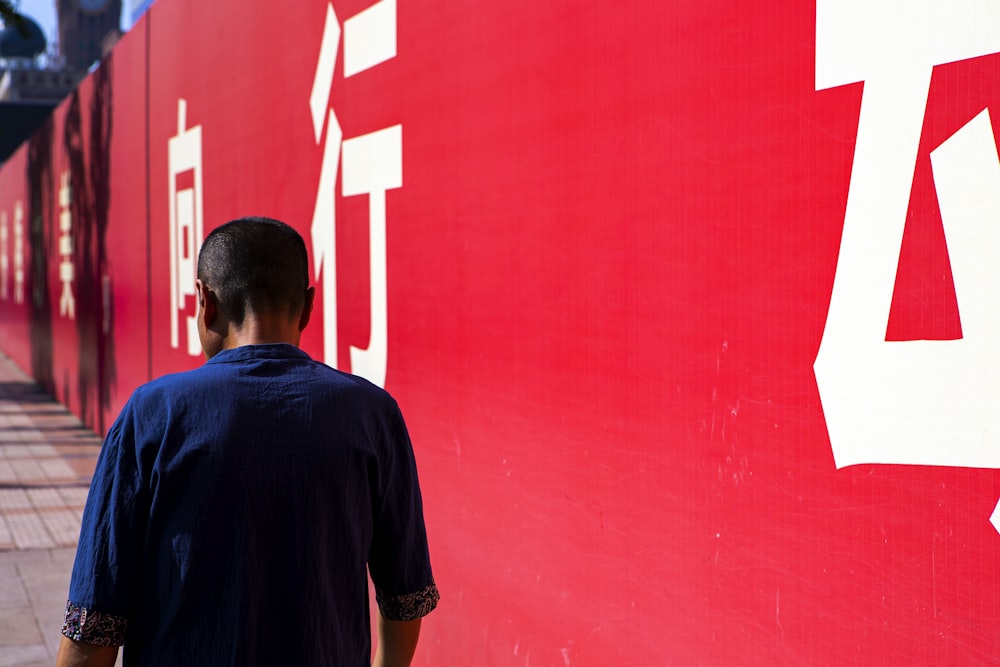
[13,201,23,304]
[58,171,74,319]
[310,0,400,388]
[0,210,8,301]
[814,1,1000,530]
[168,98,204,357]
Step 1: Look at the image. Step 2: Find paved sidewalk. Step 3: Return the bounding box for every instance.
[0,352,104,666]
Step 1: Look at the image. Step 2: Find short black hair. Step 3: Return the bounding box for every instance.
[197,216,309,324]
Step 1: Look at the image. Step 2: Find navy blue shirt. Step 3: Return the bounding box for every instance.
[64,344,438,666]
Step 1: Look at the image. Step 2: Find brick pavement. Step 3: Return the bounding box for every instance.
[0,351,106,666]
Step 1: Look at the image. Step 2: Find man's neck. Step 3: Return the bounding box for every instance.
[220,313,303,351]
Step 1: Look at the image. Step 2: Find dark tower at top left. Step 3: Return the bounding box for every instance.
[57,0,121,70]
[0,6,83,162]
[0,13,46,59]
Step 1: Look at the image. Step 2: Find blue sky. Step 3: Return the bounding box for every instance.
[6,1,132,50]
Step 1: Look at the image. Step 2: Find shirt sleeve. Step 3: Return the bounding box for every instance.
[367,400,440,622]
[63,396,149,645]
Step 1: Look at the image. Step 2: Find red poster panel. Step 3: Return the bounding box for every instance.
[136,1,1000,663]
[30,100,76,414]
[0,145,31,372]
[100,24,153,432]
[0,32,148,435]
[38,71,116,430]
[145,0,323,379]
[0,0,998,664]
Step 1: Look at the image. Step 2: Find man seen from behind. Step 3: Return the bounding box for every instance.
[55,216,439,666]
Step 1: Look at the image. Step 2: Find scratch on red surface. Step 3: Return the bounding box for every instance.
[776,588,784,645]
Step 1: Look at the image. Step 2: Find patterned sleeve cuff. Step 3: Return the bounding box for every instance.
[376,584,441,621]
[62,600,127,646]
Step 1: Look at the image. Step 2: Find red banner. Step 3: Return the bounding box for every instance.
[1,0,999,663]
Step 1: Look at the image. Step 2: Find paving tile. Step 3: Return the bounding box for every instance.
[0,517,12,551]
[49,547,77,569]
[25,445,58,458]
[0,551,50,568]
[25,489,62,510]
[39,459,76,482]
[0,645,50,666]
[38,511,80,547]
[0,607,43,646]
[38,611,67,662]
[0,446,28,459]
[9,460,44,483]
[0,565,28,609]
[0,490,30,512]
[20,565,72,661]
[0,354,105,666]
[6,514,56,550]
[20,567,71,612]
[63,458,98,481]
[56,488,89,508]
[18,549,68,581]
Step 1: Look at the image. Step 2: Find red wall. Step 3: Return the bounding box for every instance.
[1,1,999,664]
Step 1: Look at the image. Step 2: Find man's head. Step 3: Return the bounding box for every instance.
[195,217,314,356]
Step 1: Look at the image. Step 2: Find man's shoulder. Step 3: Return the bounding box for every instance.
[129,352,397,408]
[134,363,218,395]
[304,364,401,411]
[113,367,207,421]
[286,361,404,421]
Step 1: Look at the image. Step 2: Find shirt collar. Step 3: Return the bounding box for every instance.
[204,343,312,365]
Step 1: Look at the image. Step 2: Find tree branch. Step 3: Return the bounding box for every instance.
[0,0,31,38]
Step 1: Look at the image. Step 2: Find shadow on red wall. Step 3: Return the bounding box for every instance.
[26,61,118,435]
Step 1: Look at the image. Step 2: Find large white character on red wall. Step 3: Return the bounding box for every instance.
[814,1,1000,530]
[168,98,204,357]
[310,0,402,388]
[1,210,8,302]
[0,203,24,304]
[13,201,23,305]
[58,170,75,319]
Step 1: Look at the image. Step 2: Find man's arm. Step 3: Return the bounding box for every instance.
[368,401,438,667]
[55,636,119,667]
[372,612,421,667]
[59,404,141,667]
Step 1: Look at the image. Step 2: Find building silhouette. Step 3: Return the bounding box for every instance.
[0,1,121,162]
[57,0,122,71]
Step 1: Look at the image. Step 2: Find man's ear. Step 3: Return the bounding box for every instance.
[196,279,218,327]
[298,286,316,332]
